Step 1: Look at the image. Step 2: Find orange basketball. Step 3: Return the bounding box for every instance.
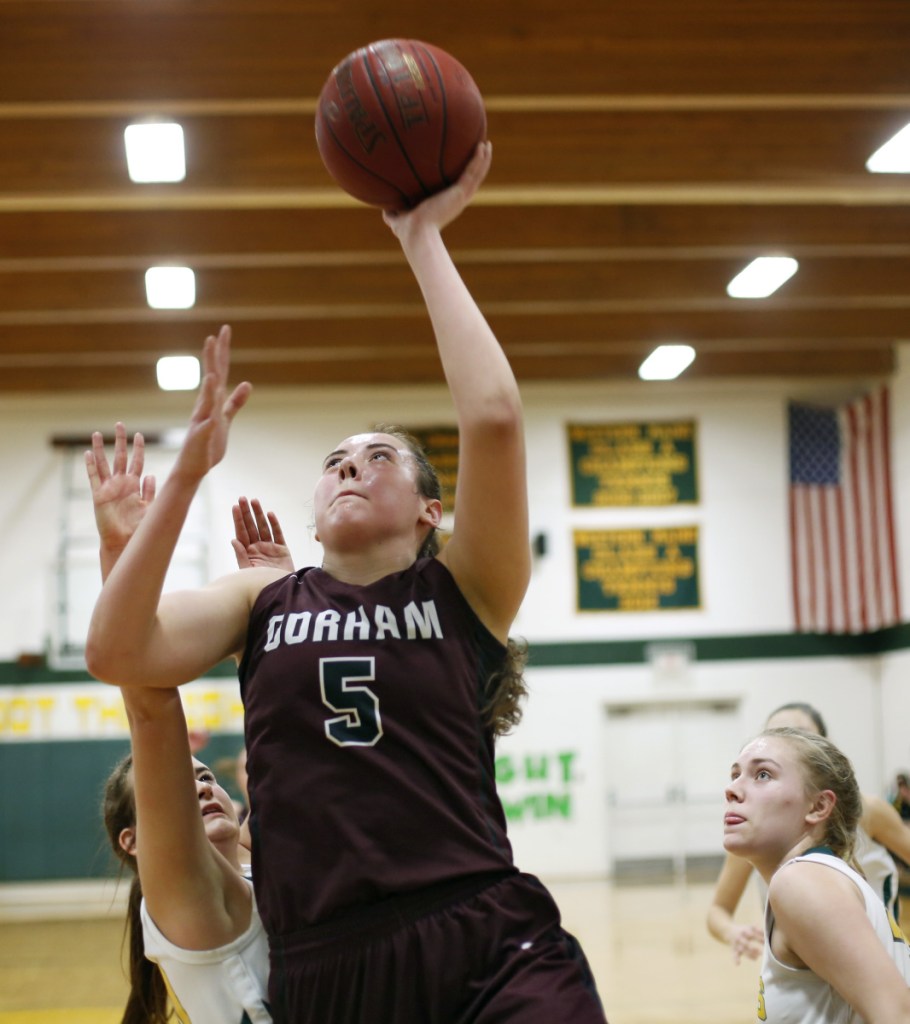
[315,39,487,210]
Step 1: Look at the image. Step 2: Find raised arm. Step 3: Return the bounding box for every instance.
[121,687,252,950]
[88,427,255,947]
[84,326,279,688]
[706,851,764,962]
[383,143,529,642]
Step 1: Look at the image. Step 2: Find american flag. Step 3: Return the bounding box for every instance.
[788,388,900,633]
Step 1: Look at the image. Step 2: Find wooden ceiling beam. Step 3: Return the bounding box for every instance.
[0,308,903,357]
[0,347,892,394]
[0,107,907,195]
[4,204,910,261]
[2,1,908,101]
[1,255,908,310]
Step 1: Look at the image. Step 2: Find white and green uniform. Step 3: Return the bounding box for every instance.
[754,827,900,922]
[853,825,901,923]
[140,872,271,1024]
[759,851,910,1023]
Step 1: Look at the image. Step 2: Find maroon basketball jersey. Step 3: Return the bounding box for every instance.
[238,558,516,934]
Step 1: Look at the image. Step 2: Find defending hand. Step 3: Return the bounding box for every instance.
[729,923,764,964]
[231,496,294,572]
[85,421,156,553]
[174,325,252,482]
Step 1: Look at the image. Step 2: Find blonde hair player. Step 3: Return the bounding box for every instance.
[725,727,910,1023]
[707,702,910,962]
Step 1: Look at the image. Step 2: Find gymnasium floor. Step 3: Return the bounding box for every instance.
[0,876,759,1024]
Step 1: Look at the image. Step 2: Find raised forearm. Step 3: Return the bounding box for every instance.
[85,468,200,684]
[401,225,522,431]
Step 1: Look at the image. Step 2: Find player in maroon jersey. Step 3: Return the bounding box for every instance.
[86,142,607,1023]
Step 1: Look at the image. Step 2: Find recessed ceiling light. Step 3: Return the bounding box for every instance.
[124,122,186,183]
[866,122,910,173]
[145,266,195,309]
[156,356,200,391]
[638,344,695,381]
[727,256,798,299]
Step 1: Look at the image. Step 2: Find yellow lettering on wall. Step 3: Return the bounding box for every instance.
[73,695,128,733]
[182,690,245,732]
[0,696,59,736]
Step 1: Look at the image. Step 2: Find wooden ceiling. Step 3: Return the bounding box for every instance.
[2,0,909,393]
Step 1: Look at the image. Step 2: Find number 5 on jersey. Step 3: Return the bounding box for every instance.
[319,657,384,747]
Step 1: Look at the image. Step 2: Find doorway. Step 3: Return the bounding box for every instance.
[604,698,740,883]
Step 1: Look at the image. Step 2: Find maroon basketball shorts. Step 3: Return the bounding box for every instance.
[268,869,607,1023]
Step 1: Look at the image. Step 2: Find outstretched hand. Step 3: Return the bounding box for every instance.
[729,922,764,964]
[85,421,157,553]
[175,325,252,482]
[231,496,294,572]
[382,140,491,242]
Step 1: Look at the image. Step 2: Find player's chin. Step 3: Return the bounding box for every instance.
[721,830,745,853]
[203,810,238,833]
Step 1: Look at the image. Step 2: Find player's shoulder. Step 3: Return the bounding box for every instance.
[208,565,291,604]
[771,855,862,916]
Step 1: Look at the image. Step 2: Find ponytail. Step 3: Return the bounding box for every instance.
[102,754,171,1024]
[120,875,169,1024]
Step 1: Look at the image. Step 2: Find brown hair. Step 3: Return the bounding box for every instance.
[766,702,828,737]
[373,424,443,558]
[763,727,863,861]
[373,426,529,734]
[484,637,529,737]
[101,753,170,1024]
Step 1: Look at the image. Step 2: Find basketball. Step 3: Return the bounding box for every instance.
[315,39,487,210]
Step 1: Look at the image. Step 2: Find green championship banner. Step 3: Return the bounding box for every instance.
[406,425,459,514]
[574,526,700,612]
[568,420,698,506]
